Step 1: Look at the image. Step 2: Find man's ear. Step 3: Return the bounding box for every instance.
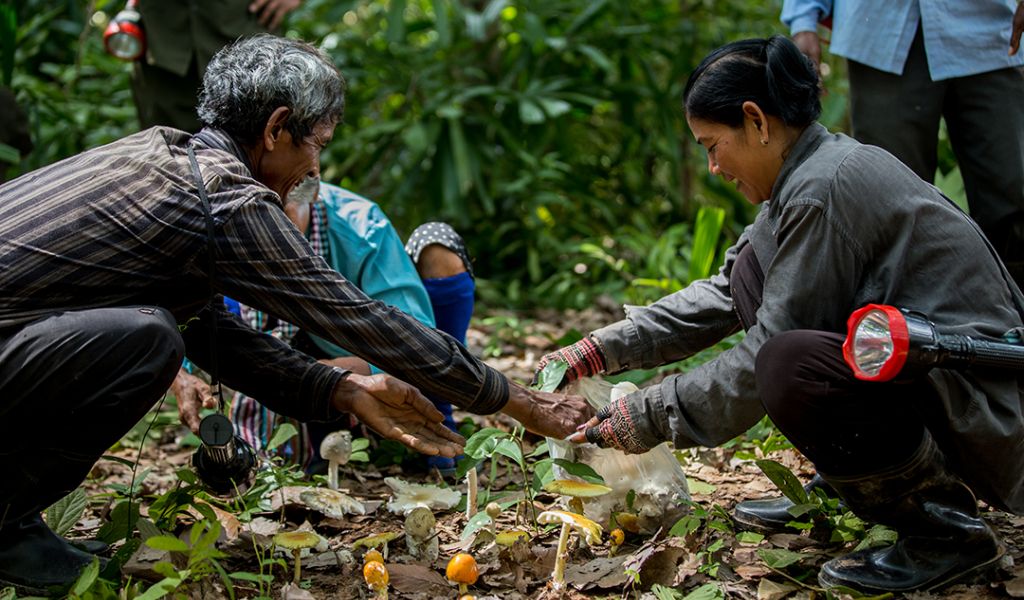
[261,106,291,152]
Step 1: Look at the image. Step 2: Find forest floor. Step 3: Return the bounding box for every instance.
[64,307,1024,600]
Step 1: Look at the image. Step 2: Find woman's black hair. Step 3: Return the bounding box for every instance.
[683,35,821,128]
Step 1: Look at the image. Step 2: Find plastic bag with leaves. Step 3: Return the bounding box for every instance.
[547,377,690,532]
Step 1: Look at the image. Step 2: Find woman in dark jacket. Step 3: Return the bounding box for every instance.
[538,35,1023,593]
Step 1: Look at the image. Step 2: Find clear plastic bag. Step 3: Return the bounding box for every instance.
[547,378,690,532]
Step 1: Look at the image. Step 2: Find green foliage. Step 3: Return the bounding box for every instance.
[652,582,724,600]
[44,487,88,537]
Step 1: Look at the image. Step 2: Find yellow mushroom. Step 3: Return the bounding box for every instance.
[363,560,389,599]
[494,529,530,547]
[609,528,625,556]
[364,548,384,565]
[536,510,604,590]
[272,530,321,585]
[541,480,611,542]
[445,552,479,595]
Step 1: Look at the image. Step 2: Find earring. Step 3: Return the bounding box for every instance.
[760,138,769,146]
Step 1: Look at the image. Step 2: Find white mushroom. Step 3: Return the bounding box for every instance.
[404,506,439,562]
[384,477,460,516]
[320,430,352,490]
[536,510,603,590]
[300,488,366,519]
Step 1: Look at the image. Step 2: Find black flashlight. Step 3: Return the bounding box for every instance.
[192,413,257,496]
[843,303,1024,382]
[103,0,145,61]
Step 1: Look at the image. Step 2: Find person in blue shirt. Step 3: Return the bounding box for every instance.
[171,178,475,474]
[781,0,1024,287]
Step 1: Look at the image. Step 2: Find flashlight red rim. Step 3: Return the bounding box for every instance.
[103,21,145,61]
[843,303,909,382]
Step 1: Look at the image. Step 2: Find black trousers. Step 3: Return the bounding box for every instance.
[0,307,184,531]
[732,244,941,476]
[848,26,1024,288]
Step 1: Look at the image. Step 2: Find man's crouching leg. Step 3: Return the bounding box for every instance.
[0,306,184,595]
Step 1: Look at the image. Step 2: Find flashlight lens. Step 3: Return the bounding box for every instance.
[851,309,894,378]
[106,32,143,60]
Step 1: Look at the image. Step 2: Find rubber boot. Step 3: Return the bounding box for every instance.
[0,514,105,596]
[818,435,1003,593]
[734,473,839,533]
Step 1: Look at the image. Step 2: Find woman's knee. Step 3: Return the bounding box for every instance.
[755,330,846,416]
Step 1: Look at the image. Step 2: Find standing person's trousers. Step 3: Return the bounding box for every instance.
[848,26,1024,288]
[0,306,183,530]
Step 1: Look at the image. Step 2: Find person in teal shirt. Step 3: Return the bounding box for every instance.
[171,179,475,474]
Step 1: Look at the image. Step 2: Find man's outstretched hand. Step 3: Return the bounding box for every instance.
[502,381,593,439]
[1011,2,1024,56]
[332,372,465,458]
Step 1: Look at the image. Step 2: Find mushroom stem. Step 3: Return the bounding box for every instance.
[328,459,339,490]
[466,468,478,519]
[552,521,571,589]
[292,548,302,584]
[459,583,468,595]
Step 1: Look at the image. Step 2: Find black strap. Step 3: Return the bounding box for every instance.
[186,145,223,408]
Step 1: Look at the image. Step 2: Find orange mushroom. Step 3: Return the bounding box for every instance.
[445,552,479,595]
[363,560,389,599]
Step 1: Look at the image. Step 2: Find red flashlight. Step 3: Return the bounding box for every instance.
[103,0,145,61]
[843,303,1024,382]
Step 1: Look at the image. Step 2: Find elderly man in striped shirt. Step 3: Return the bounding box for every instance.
[0,34,589,594]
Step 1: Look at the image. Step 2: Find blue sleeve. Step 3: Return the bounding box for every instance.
[308,191,435,373]
[781,0,831,33]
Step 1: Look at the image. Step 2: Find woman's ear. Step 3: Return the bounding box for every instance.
[261,106,291,152]
[741,100,769,143]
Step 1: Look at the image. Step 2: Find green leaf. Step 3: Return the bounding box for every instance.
[853,524,898,552]
[70,556,100,596]
[45,487,87,537]
[101,454,138,468]
[386,0,407,43]
[537,97,571,119]
[531,457,554,491]
[533,361,568,393]
[265,423,299,451]
[758,547,806,569]
[651,583,685,600]
[431,0,451,47]
[688,206,725,283]
[463,427,509,459]
[668,514,702,538]
[146,535,191,553]
[755,459,809,505]
[736,531,764,545]
[0,4,14,87]
[518,99,545,124]
[551,459,605,484]
[460,511,493,540]
[493,438,524,469]
[133,573,185,600]
[455,455,483,480]
[686,478,716,495]
[565,0,610,35]
[96,501,140,543]
[351,437,370,452]
[0,143,19,164]
[683,583,724,600]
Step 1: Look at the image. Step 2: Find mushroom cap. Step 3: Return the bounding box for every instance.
[352,531,401,551]
[484,502,502,519]
[613,512,641,534]
[363,560,389,589]
[320,430,353,464]
[445,552,479,585]
[364,549,384,565]
[273,530,322,550]
[494,530,530,547]
[300,488,366,518]
[384,477,461,515]
[542,479,613,498]
[536,510,604,546]
[609,528,625,546]
[404,506,437,539]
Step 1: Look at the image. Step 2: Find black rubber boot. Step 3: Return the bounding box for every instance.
[818,436,1003,594]
[734,473,838,533]
[0,514,105,596]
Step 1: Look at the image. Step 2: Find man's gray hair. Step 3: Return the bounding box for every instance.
[197,34,346,146]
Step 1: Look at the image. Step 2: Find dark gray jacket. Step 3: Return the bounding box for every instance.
[592,123,1024,513]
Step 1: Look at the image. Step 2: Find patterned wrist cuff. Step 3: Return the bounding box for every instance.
[565,336,606,379]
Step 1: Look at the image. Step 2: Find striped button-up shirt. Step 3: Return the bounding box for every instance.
[0,127,508,420]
